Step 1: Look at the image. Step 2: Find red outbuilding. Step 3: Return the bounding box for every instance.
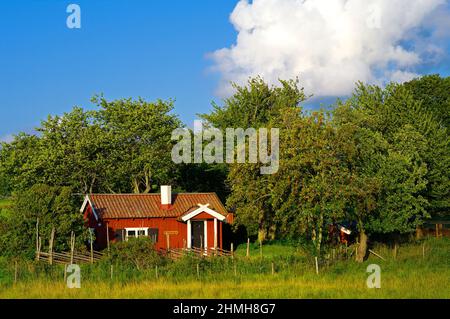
[81,186,233,251]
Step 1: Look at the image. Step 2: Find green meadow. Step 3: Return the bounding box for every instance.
[0,237,448,299]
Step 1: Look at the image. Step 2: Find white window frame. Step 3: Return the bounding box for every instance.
[125,227,149,240]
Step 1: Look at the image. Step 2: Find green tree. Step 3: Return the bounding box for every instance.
[271,110,349,254]
[0,96,184,195]
[93,95,182,193]
[37,107,112,193]
[333,82,444,261]
[404,74,450,128]
[0,184,88,258]
[201,77,307,241]
[0,133,41,192]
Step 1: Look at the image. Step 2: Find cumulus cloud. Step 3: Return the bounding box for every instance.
[211,0,450,97]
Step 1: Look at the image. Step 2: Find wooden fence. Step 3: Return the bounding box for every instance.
[36,250,104,265]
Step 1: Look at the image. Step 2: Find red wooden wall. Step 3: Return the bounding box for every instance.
[84,204,223,251]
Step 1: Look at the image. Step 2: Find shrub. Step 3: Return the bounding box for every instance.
[109,237,166,270]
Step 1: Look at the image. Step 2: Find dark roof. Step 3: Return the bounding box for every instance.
[86,193,228,219]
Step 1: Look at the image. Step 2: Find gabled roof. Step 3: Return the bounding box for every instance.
[181,204,226,222]
[82,193,228,220]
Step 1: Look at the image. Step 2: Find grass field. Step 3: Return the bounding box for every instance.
[0,237,448,299]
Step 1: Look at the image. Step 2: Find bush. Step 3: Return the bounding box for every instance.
[109,237,166,270]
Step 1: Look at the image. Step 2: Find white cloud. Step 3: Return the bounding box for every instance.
[211,0,450,97]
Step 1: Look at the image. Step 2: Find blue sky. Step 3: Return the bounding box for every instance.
[0,0,449,141]
[0,0,238,139]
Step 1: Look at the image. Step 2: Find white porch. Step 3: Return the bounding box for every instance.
[181,204,226,249]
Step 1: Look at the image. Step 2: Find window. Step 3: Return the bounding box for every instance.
[125,227,148,240]
[137,229,146,237]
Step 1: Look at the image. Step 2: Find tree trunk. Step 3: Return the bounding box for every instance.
[268,223,276,241]
[143,170,152,194]
[316,214,324,256]
[89,175,96,194]
[258,225,267,242]
[106,186,117,194]
[316,226,322,256]
[415,226,424,240]
[132,178,140,194]
[311,228,316,247]
[356,231,368,263]
[258,229,266,242]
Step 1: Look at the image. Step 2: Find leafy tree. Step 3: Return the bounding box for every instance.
[176,163,229,202]
[404,74,450,128]
[0,133,41,192]
[0,184,88,258]
[0,171,10,197]
[37,107,112,193]
[93,95,182,193]
[202,77,307,130]
[333,82,445,261]
[271,110,349,254]
[0,96,184,195]
[201,77,307,241]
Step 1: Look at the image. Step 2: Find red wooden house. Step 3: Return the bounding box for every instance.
[81,186,233,251]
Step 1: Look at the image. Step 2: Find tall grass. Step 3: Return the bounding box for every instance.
[0,237,448,299]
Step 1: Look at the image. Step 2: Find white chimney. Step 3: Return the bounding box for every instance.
[161,185,172,205]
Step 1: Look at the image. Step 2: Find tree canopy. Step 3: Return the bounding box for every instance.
[0,75,448,262]
[200,76,449,260]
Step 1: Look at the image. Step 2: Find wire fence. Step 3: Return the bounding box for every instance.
[1,238,448,287]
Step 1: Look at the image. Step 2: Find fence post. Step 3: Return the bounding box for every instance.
[246,238,250,258]
[14,260,18,284]
[106,222,110,255]
[155,265,158,279]
[315,257,319,275]
[393,243,398,260]
[271,262,275,275]
[231,243,234,259]
[259,240,263,258]
[70,231,75,265]
[196,263,200,279]
[89,229,94,264]
[35,218,39,261]
[37,236,42,262]
[49,227,55,265]
[422,243,425,259]
[110,264,114,281]
[200,236,203,253]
